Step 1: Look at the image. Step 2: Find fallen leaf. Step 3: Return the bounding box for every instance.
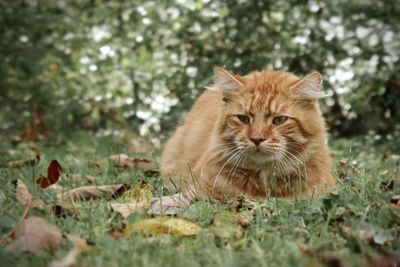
[351,166,360,174]
[338,160,347,167]
[89,160,102,168]
[5,217,62,253]
[36,160,63,188]
[389,195,400,206]
[318,251,346,267]
[389,195,400,224]
[19,123,37,141]
[13,179,46,209]
[125,181,153,206]
[110,154,155,170]
[61,183,131,202]
[19,110,47,141]
[148,193,191,215]
[143,170,160,178]
[4,154,41,169]
[236,210,254,227]
[49,247,81,267]
[108,229,127,240]
[126,217,201,236]
[64,233,89,250]
[381,179,394,191]
[49,233,89,267]
[111,203,146,218]
[382,153,390,161]
[365,253,400,267]
[111,193,191,218]
[49,63,58,73]
[52,204,74,218]
[340,223,393,245]
[86,175,99,183]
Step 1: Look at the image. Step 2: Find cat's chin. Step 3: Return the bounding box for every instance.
[247,150,281,164]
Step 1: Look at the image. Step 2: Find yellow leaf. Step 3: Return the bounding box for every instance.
[50,64,58,73]
[124,181,153,207]
[126,217,201,236]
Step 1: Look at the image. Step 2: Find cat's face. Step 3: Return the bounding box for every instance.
[208,68,326,168]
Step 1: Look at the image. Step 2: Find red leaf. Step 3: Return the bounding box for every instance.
[47,160,62,183]
[37,160,62,188]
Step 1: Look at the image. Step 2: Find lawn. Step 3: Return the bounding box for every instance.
[0,131,399,267]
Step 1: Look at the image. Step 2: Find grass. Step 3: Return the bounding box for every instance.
[0,131,399,267]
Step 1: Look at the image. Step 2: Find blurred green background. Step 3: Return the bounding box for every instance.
[1,0,399,141]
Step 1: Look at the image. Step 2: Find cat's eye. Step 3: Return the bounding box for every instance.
[273,116,288,125]
[236,115,250,124]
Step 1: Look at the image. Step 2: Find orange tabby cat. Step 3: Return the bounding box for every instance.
[161,67,336,201]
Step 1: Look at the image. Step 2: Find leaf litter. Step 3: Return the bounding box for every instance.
[126,217,201,237]
[5,217,62,253]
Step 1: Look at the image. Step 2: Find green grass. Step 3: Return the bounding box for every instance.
[0,131,399,267]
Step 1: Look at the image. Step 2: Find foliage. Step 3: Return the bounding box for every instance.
[1,0,400,137]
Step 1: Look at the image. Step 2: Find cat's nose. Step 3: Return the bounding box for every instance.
[249,138,265,146]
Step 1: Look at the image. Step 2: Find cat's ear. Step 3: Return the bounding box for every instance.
[291,72,327,99]
[205,67,243,91]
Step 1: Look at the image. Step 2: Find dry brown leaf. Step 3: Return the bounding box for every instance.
[5,217,62,253]
[14,179,46,209]
[365,253,400,267]
[49,247,81,267]
[108,229,127,240]
[61,183,131,202]
[143,170,160,178]
[318,251,346,267]
[147,193,191,215]
[111,203,146,218]
[89,160,102,168]
[86,175,99,183]
[390,195,400,206]
[6,154,41,169]
[109,154,155,170]
[381,179,394,191]
[64,233,89,249]
[49,233,89,267]
[340,224,393,245]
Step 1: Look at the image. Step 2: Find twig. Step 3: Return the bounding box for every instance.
[0,196,32,244]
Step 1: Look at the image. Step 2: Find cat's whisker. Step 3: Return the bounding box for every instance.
[212,148,244,196]
[221,151,245,194]
[200,143,238,179]
[275,146,309,195]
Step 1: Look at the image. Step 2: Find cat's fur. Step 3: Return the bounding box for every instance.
[161,67,336,201]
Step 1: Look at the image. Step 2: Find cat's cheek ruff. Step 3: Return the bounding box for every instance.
[288,117,312,139]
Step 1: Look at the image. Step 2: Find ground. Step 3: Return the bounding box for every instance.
[0,131,399,267]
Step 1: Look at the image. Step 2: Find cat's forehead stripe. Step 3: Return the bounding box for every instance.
[243,91,288,115]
